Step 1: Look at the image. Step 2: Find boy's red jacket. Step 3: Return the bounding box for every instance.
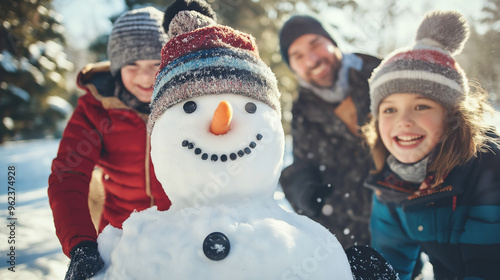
[48,62,171,257]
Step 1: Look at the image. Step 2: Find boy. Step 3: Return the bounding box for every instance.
[48,7,171,279]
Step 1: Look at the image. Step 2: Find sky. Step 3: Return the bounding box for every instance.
[54,0,126,47]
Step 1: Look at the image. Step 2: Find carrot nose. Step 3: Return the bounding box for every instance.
[210,101,233,135]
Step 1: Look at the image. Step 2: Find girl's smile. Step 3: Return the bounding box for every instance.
[394,134,425,148]
[378,93,445,163]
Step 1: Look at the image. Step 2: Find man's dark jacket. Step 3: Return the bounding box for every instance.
[280,53,381,248]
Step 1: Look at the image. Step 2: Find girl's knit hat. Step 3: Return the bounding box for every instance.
[148,0,280,134]
[107,7,169,77]
[369,10,470,117]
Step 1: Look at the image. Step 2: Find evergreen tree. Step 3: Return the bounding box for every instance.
[0,0,73,142]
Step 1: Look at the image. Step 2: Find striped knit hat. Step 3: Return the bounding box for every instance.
[148,5,280,133]
[369,10,470,117]
[107,7,168,76]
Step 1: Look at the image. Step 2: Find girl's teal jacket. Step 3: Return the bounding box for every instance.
[365,140,500,280]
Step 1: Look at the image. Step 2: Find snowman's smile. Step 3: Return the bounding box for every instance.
[181,134,263,162]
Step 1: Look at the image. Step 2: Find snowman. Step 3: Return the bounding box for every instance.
[92,1,397,280]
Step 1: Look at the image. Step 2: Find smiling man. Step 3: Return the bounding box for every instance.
[278,14,381,249]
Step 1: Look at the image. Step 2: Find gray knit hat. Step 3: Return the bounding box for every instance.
[107,7,169,76]
[369,10,470,117]
[279,15,338,67]
[148,7,280,134]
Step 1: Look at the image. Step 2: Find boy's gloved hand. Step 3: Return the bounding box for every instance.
[65,241,105,280]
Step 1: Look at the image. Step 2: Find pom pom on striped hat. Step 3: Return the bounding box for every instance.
[369,10,470,117]
[148,0,280,134]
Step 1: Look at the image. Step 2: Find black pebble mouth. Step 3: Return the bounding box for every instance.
[181,134,263,162]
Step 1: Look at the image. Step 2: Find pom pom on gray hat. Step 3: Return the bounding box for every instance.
[369,10,470,117]
[107,7,169,77]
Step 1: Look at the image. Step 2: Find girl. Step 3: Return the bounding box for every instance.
[363,10,500,280]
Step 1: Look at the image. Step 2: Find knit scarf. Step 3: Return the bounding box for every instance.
[298,53,363,104]
[386,154,431,184]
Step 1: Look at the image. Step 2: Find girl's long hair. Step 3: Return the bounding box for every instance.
[362,81,498,187]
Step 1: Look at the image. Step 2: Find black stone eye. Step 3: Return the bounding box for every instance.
[183,101,197,114]
[245,102,257,114]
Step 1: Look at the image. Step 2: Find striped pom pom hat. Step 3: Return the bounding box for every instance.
[148,8,280,134]
[369,10,470,117]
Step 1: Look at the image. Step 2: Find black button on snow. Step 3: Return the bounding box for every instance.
[203,232,230,261]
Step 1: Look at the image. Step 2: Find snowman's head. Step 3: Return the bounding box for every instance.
[148,6,284,208]
[151,93,284,208]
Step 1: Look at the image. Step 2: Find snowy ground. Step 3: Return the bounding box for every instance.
[1,108,498,279]
[0,139,68,279]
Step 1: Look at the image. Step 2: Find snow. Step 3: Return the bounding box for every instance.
[0,50,17,73]
[6,84,30,102]
[46,96,74,117]
[0,139,67,280]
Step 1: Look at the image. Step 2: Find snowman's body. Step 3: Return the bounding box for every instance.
[93,94,353,280]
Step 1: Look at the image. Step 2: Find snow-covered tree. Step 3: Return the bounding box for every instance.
[0,0,73,142]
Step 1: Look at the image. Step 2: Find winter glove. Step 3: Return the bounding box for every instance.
[298,182,334,217]
[345,245,399,280]
[65,241,105,280]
